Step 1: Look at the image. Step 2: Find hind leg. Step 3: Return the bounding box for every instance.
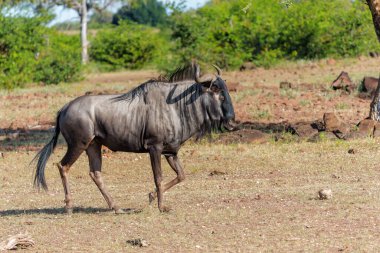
[58,147,84,214]
[86,142,124,214]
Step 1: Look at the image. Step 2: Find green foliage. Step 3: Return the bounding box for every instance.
[90,22,163,69]
[33,32,82,85]
[168,0,380,70]
[112,0,168,27]
[0,15,48,88]
[0,13,82,89]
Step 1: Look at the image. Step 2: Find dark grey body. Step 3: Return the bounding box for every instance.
[33,64,235,213]
[62,81,208,154]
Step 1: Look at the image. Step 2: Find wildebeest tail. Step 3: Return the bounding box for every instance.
[32,111,61,190]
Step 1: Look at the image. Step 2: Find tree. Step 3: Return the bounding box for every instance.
[366,0,380,120]
[48,0,117,64]
[112,0,168,27]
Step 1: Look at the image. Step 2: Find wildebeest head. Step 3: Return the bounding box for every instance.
[194,64,235,131]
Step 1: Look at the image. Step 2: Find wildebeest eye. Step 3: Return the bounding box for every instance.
[210,85,220,92]
[220,95,225,101]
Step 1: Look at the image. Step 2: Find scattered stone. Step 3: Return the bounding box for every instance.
[318,189,332,200]
[346,118,380,140]
[126,238,148,247]
[307,131,338,142]
[279,81,293,89]
[331,71,355,93]
[239,62,256,71]
[360,76,378,96]
[348,148,355,154]
[326,58,336,65]
[287,122,319,138]
[227,82,241,92]
[209,170,227,176]
[215,129,270,144]
[323,112,350,138]
[357,118,376,137]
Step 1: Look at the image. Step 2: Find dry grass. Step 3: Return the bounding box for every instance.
[2,139,380,252]
[2,57,380,252]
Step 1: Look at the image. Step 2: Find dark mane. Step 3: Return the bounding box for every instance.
[156,62,199,83]
[113,63,199,102]
[112,80,153,102]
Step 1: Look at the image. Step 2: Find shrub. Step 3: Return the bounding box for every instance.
[168,0,380,69]
[0,15,47,88]
[0,14,82,88]
[90,22,163,69]
[34,33,82,85]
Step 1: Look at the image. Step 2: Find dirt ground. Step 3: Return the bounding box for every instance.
[1,57,380,252]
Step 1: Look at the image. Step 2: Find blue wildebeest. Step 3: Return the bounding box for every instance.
[33,63,235,213]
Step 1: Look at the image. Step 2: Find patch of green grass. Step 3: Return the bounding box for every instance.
[280,88,299,99]
[299,99,312,107]
[335,102,350,110]
[231,89,259,103]
[251,109,272,120]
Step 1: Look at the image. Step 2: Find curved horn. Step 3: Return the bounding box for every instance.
[194,63,213,84]
[195,63,201,83]
[212,64,222,76]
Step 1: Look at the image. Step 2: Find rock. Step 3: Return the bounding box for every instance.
[361,76,378,96]
[216,129,270,144]
[326,58,336,65]
[279,81,293,89]
[318,189,332,200]
[227,82,241,92]
[287,122,319,138]
[357,118,376,137]
[209,170,227,176]
[323,112,350,137]
[307,131,339,142]
[331,71,355,93]
[239,62,256,71]
[348,148,355,154]
[369,52,380,58]
[126,239,148,247]
[346,118,380,140]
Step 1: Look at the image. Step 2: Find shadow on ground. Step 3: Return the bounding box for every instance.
[0,207,142,216]
[0,127,59,151]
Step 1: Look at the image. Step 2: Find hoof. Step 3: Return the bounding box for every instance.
[114,208,126,214]
[148,192,156,204]
[64,207,73,215]
[159,206,171,213]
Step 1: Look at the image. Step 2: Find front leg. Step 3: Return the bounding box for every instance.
[149,154,185,205]
[149,145,169,212]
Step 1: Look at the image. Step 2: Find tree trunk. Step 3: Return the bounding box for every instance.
[80,0,89,64]
[367,0,380,43]
[367,1,380,120]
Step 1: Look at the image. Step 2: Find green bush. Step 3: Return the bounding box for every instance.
[90,22,163,69]
[34,33,82,85]
[0,15,47,88]
[0,14,82,88]
[168,0,380,69]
